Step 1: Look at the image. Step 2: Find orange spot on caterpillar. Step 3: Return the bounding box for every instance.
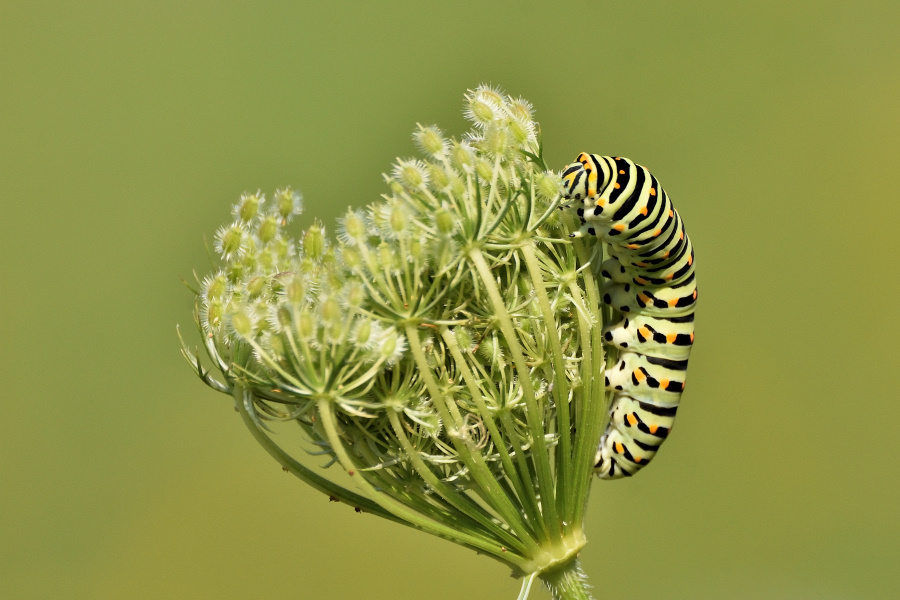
[596,198,606,206]
[649,424,659,434]
[693,290,697,299]
[688,255,693,266]
[636,262,647,267]
[666,333,677,343]
[633,456,643,463]
[665,273,674,281]
[639,326,652,339]
[614,223,626,231]
[615,442,624,454]
[653,229,662,237]
[668,298,678,307]
[619,169,625,174]
[660,379,670,390]
[640,207,648,216]
[627,413,638,426]
[690,332,694,342]
[679,230,684,240]
[634,369,646,382]
[639,294,651,304]
[663,251,670,258]
[627,243,640,249]
[635,276,647,285]
[650,188,657,196]
[668,209,674,217]
[614,182,621,189]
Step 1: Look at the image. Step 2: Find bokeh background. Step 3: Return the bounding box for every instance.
[2,1,898,598]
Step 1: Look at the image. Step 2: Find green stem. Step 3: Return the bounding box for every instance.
[539,559,594,600]
[439,327,543,529]
[231,385,397,521]
[520,243,572,524]
[404,324,542,551]
[314,396,532,570]
[385,409,529,555]
[469,248,561,541]
[562,213,608,529]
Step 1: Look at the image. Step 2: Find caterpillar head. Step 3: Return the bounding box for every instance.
[561,152,610,201]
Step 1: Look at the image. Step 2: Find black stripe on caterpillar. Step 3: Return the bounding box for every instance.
[561,153,696,479]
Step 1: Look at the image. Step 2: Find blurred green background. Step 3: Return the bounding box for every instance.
[2,1,898,598]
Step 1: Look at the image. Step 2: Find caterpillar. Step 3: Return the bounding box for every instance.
[561,153,696,479]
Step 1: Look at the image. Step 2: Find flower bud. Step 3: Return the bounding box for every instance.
[393,159,429,189]
[465,97,497,127]
[451,142,476,171]
[473,84,506,108]
[258,214,279,244]
[387,202,409,237]
[477,336,505,366]
[271,305,292,332]
[275,187,303,222]
[354,318,373,347]
[229,309,254,339]
[227,261,245,284]
[240,249,258,274]
[378,242,397,273]
[344,281,365,308]
[507,116,532,145]
[297,307,316,339]
[413,124,446,156]
[285,276,305,304]
[483,125,512,157]
[273,237,292,261]
[449,175,466,198]
[234,192,262,223]
[215,222,246,261]
[535,171,562,201]
[264,332,285,357]
[258,249,275,273]
[378,329,406,364]
[427,162,449,190]
[203,297,226,330]
[476,158,494,181]
[388,179,404,194]
[303,223,327,262]
[434,206,455,235]
[508,97,534,122]
[453,327,475,352]
[246,276,267,299]
[338,209,368,245]
[408,238,424,262]
[204,273,229,299]
[341,246,362,270]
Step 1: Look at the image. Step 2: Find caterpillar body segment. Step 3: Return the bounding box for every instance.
[561,153,696,479]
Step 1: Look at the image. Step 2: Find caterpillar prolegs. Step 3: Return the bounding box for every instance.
[561,153,696,479]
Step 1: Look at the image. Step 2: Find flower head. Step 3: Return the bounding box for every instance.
[181,87,603,591]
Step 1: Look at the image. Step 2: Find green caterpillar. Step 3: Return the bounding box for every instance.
[561,153,696,479]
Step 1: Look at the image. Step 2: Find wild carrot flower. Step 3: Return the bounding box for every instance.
[181,85,610,599]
